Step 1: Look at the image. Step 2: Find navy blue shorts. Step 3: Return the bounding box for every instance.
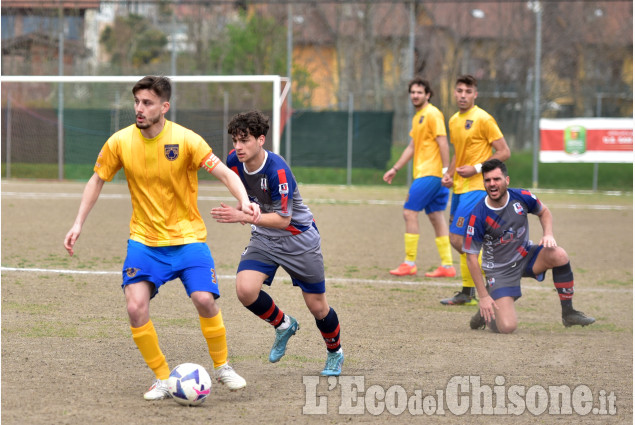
[122,240,220,299]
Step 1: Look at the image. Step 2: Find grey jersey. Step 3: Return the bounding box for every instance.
[227,149,317,239]
[463,188,543,274]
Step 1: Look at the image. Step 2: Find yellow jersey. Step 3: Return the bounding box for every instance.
[94,121,212,246]
[448,105,504,194]
[409,103,447,179]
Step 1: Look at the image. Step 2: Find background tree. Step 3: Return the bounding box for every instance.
[99,14,168,73]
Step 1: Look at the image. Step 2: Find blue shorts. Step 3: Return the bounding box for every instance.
[449,191,487,235]
[122,240,220,299]
[403,176,449,214]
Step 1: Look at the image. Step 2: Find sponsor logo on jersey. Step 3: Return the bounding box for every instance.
[465,120,473,130]
[279,182,289,195]
[467,225,474,236]
[126,267,140,278]
[164,144,179,161]
[513,202,524,215]
[487,277,496,287]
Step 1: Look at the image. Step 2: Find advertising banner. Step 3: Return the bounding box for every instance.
[540,118,633,163]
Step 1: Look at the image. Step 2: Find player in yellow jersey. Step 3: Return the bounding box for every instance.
[440,75,511,306]
[384,77,455,278]
[63,76,261,400]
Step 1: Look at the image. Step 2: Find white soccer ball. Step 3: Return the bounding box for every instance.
[167,363,212,406]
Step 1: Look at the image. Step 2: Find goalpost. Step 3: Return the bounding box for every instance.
[0,75,290,180]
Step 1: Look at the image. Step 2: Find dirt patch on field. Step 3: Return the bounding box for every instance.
[2,181,632,424]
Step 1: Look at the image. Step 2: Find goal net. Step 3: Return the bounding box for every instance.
[1,75,290,180]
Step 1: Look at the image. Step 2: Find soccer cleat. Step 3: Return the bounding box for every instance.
[469,311,486,330]
[321,350,344,376]
[440,291,477,306]
[562,309,596,327]
[269,316,299,363]
[214,363,247,391]
[389,263,417,276]
[144,378,171,401]
[425,266,457,278]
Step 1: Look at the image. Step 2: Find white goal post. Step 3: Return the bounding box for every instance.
[1,75,290,179]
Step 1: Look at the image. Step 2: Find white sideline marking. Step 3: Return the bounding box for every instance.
[1,191,630,210]
[2,267,630,294]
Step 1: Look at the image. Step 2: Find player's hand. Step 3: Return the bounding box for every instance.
[478,295,498,323]
[63,225,82,256]
[456,165,477,178]
[210,202,243,224]
[539,235,557,248]
[383,168,396,184]
[441,173,453,188]
[245,202,261,224]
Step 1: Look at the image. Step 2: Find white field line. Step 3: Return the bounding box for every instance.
[1,267,631,294]
[0,191,630,210]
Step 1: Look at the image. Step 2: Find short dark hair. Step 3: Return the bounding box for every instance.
[408,76,434,100]
[456,74,478,89]
[132,76,172,101]
[227,110,270,139]
[482,158,508,176]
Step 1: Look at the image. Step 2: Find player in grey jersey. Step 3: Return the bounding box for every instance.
[463,159,595,333]
[211,110,344,376]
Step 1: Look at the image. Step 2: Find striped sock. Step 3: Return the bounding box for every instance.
[245,290,285,328]
[315,307,341,353]
[553,262,575,311]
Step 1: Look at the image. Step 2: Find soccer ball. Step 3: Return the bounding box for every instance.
[167,363,212,406]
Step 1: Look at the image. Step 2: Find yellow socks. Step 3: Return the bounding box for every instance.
[435,236,453,266]
[460,253,475,288]
[200,311,228,368]
[131,320,170,380]
[404,233,420,263]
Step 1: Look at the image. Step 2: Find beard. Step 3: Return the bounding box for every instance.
[135,113,161,129]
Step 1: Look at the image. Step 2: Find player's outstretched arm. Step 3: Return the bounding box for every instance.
[206,159,261,223]
[211,203,290,229]
[383,140,414,184]
[536,205,557,248]
[467,252,497,322]
[64,172,105,256]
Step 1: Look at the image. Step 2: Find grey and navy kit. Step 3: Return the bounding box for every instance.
[227,150,325,293]
[463,188,545,298]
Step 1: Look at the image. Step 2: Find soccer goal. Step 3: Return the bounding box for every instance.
[0,75,290,180]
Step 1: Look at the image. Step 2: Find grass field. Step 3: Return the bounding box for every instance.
[1,180,632,424]
[2,150,633,191]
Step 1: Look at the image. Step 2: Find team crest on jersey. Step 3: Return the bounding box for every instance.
[487,277,496,287]
[125,267,140,277]
[279,182,289,195]
[164,144,179,161]
[456,217,465,228]
[513,202,524,215]
[467,225,474,236]
[419,115,425,124]
[261,178,268,192]
[465,120,473,130]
